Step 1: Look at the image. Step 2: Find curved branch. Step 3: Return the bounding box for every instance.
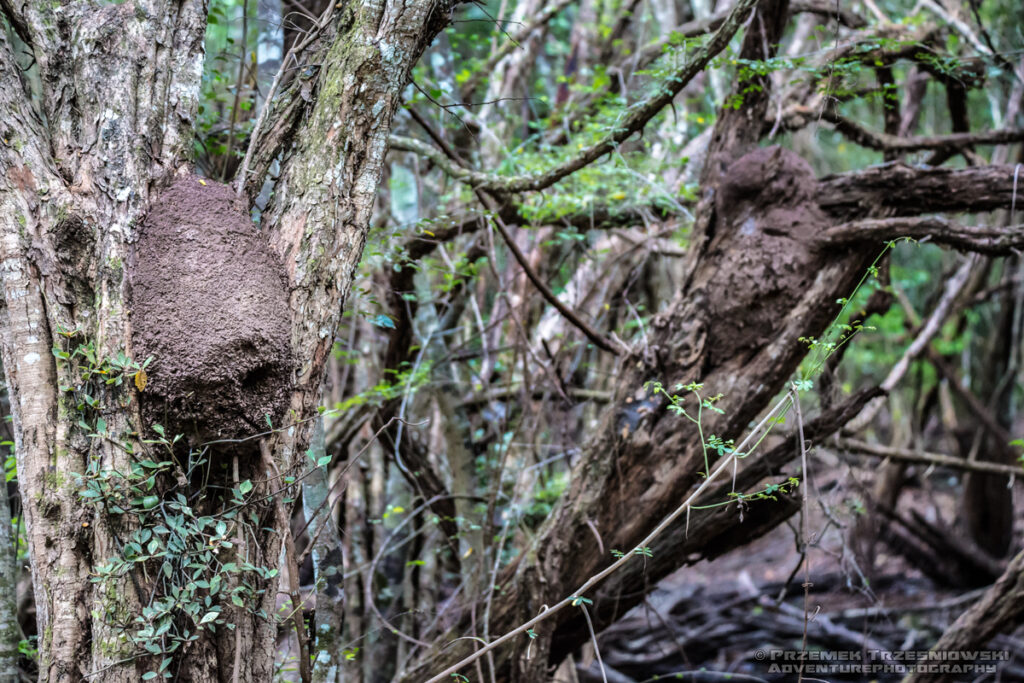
[818,108,1024,154]
[634,0,865,73]
[393,0,759,194]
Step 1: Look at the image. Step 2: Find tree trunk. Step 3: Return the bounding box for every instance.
[397,3,1024,678]
[0,468,18,681]
[0,0,449,679]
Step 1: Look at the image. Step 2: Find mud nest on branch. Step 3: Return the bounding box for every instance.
[129,175,292,446]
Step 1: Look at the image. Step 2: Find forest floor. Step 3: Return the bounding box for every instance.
[576,454,1024,683]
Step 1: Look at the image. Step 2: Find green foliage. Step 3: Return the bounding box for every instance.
[523,471,568,528]
[796,241,906,382]
[49,334,290,677]
[645,380,734,477]
[17,636,37,662]
[333,360,434,412]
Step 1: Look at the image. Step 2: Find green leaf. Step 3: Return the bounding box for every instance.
[239,479,253,494]
[370,313,396,329]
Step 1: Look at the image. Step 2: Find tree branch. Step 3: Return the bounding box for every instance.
[820,217,1024,255]
[633,0,865,70]
[816,163,1024,221]
[404,107,622,354]
[836,438,1024,477]
[392,0,759,194]
[904,550,1024,683]
[818,108,1024,155]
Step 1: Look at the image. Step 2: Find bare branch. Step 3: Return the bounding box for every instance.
[789,0,866,27]
[821,217,1024,255]
[816,163,1024,220]
[904,550,1024,683]
[237,0,337,194]
[818,108,1024,155]
[836,438,1024,477]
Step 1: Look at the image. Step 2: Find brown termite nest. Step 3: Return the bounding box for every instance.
[701,146,827,364]
[129,175,292,447]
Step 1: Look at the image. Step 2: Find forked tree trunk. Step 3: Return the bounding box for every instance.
[0,0,447,679]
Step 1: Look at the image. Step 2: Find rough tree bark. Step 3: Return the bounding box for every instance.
[904,550,1024,683]
[0,0,450,680]
[3,0,1021,681]
[398,4,1024,681]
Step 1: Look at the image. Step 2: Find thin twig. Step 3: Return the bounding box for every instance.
[836,437,1024,477]
[263,440,312,683]
[223,0,249,181]
[421,394,792,683]
[792,387,811,683]
[406,107,622,354]
[580,604,608,683]
[231,455,243,683]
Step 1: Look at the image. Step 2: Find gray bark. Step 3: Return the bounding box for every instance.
[0,0,450,679]
[0,470,18,682]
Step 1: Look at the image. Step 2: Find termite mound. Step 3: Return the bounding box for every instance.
[700,146,826,365]
[128,175,292,448]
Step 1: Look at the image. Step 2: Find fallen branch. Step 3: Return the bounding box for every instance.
[835,437,1024,477]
